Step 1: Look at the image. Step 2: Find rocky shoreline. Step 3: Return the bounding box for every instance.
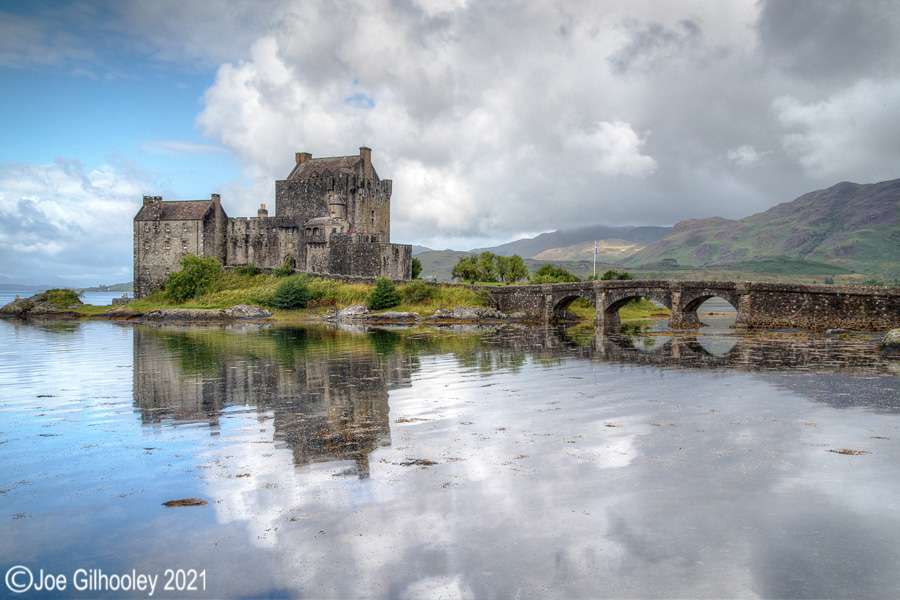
[0,294,538,325]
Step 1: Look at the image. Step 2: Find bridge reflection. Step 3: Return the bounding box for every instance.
[132,323,899,476]
[505,324,899,378]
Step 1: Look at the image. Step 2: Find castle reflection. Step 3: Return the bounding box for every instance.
[133,322,900,476]
[133,325,413,478]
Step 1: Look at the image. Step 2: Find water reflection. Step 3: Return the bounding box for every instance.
[134,325,412,478]
[6,318,900,598]
[133,322,900,467]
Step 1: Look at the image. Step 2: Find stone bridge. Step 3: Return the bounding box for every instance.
[486,280,900,332]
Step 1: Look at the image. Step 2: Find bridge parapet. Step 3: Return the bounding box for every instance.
[485,280,900,332]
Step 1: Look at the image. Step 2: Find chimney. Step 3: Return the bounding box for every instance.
[143,195,152,206]
[211,193,220,204]
[258,203,268,218]
[360,146,372,178]
[296,152,312,165]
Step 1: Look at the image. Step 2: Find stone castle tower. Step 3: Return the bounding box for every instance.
[133,147,411,298]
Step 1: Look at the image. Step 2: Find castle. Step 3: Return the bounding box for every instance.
[133,147,412,298]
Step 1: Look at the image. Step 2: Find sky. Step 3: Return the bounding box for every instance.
[2,0,900,286]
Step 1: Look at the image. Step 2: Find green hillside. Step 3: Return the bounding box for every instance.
[532,239,644,262]
[622,179,900,281]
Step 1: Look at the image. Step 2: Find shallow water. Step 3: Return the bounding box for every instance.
[1,318,899,598]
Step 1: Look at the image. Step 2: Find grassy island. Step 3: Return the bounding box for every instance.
[38,272,665,324]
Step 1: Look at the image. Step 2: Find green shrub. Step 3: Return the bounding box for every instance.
[530,263,580,284]
[600,270,633,281]
[401,280,434,304]
[270,275,312,309]
[235,263,259,277]
[43,288,82,308]
[411,257,422,279]
[274,262,293,278]
[367,277,401,310]
[165,254,223,303]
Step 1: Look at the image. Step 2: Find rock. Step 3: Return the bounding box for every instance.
[142,308,226,321]
[451,306,507,320]
[336,305,369,319]
[882,329,900,358]
[224,304,272,319]
[28,303,63,315]
[0,298,34,316]
[369,311,417,321]
[100,306,144,319]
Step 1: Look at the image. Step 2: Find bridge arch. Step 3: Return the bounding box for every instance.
[674,287,743,329]
[549,291,596,321]
[596,286,672,330]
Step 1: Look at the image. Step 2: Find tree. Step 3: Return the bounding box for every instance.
[498,255,529,284]
[452,255,480,284]
[600,270,633,281]
[530,263,581,284]
[367,277,401,310]
[270,275,311,309]
[165,254,222,302]
[476,251,499,283]
[411,257,422,279]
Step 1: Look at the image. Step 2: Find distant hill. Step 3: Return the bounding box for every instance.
[77,282,133,292]
[532,238,644,262]
[414,250,471,281]
[622,179,900,281]
[411,245,434,255]
[471,225,670,258]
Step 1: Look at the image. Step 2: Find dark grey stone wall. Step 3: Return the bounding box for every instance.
[135,149,408,297]
[488,280,900,332]
[133,200,227,298]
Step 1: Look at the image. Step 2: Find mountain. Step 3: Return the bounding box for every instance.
[622,179,900,280]
[411,245,434,255]
[470,225,670,258]
[532,239,644,262]
[414,250,471,281]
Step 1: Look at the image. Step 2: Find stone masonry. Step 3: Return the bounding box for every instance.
[134,147,412,298]
[488,280,900,332]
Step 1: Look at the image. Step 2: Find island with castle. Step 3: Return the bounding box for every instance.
[133,147,412,298]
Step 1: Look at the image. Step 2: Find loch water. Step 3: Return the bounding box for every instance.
[1,317,900,599]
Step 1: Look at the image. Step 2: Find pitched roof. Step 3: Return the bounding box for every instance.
[135,200,214,221]
[288,156,364,181]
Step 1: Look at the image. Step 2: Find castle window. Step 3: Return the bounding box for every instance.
[183,223,188,231]
[165,224,170,233]
[182,240,188,250]
[332,228,337,234]
[143,242,150,250]
[165,240,170,250]
[144,224,150,232]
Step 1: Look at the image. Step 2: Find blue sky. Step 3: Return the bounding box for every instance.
[3,1,900,286]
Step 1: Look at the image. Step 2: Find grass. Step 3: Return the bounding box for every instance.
[35,276,668,324]
[61,275,495,321]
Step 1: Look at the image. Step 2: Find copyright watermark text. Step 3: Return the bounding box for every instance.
[5,565,206,596]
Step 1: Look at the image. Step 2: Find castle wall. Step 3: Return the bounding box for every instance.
[225,217,304,269]
[135,148,410,297]
[275,179,331,222]
[133,198,227,298]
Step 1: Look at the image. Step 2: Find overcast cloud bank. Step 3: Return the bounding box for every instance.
[2,0,900,284]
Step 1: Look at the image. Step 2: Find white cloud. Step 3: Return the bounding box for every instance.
[774,79,900,181]
[726,144,768,167]
[0,159,145,284]
[566,122,658,177]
